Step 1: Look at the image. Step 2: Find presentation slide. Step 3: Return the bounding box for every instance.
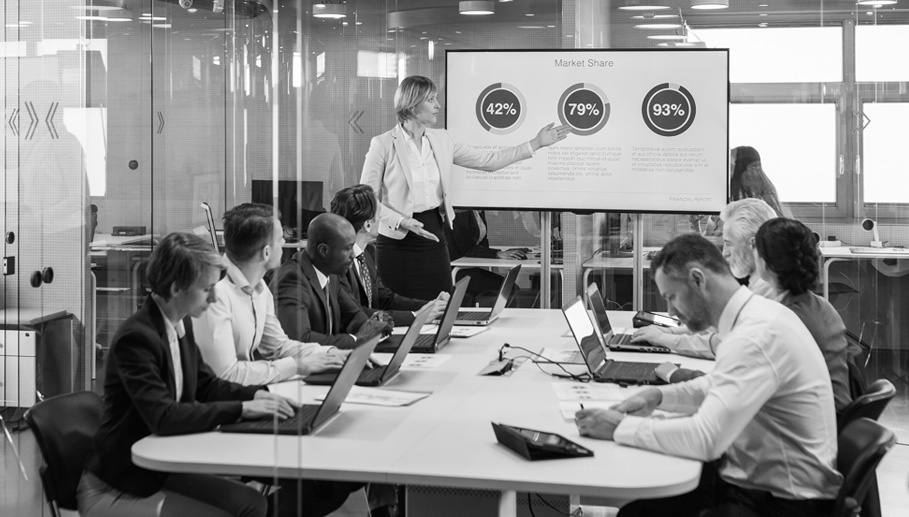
[446,49,729,214]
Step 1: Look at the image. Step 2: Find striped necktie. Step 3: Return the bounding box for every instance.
[357,254,373,308]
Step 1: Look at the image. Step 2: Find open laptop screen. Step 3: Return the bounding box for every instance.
[585,283,613,335]
[562,298,607,373]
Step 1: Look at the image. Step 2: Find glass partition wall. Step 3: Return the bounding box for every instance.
[2,0,908,513]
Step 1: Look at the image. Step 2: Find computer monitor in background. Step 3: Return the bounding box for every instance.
[251,180,324,239]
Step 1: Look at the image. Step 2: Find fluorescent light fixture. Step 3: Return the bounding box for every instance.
[634,23,683,29]
[313,3,347,19]
[691,0,729,9]
[631,14,678,19]
[618,2,670,10]
[459,1,495,15]
[856,0,896,4]
[69,0,125,10]
[648,34,688,40]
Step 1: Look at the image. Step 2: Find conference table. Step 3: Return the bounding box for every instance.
[133,309,712,517]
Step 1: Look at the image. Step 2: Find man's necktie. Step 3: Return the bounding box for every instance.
[357,254,373,308]
[323,284,332,335]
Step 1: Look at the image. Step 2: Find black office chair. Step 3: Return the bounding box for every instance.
[24,391,103,517]
[834,418,896,517]
[837,379,896,433]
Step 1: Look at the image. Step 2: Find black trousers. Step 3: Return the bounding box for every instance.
[376,209,453,300]
[265,479,363,517]
[618,462,834,517]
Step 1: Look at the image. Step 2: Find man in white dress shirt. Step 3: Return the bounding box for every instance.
[632,198,778,361]
[193,203,347,386]
[576,233,842,517]
[193,203,361,517]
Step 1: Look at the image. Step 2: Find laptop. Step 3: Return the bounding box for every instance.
[586,283,669,354]
[561,297,666,385]
[304,305,433,387]
[200,202,223,250]
[219,336,379,435]
[454,265,521,326]
[375,276,469,354]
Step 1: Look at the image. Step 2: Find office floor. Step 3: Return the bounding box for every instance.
[2,352,908,517]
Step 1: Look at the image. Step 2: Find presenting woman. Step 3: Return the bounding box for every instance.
[361,75,569,300]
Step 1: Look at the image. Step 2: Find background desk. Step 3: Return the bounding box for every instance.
[819,247,909,300]
[133,310,710,517]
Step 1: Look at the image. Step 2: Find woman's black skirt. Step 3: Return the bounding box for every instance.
[376,209,454,300]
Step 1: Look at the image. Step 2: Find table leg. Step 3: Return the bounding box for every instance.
[498,490,517,517]
[822,258,846,301]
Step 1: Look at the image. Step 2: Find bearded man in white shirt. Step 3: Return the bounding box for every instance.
[576,233,842,517]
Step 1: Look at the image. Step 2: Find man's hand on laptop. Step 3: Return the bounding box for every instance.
[574,408,625,440]
[425,291,450,321]
[296,348,348,375]
[611,388,663,417]
[631,325,674,348]
[496,248,528,260]
[241,391,298,421]
[356,314,393,342]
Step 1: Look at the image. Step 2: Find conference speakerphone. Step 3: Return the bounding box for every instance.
[492,422,593,461]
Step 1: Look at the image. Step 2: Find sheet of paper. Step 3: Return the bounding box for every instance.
[317,386,431,407]
[366,353,449,369]
[539,347,583,364]
[449,326,489,338]
[401,354,450,369]
[551,382,646,402]
[392,324,438,335]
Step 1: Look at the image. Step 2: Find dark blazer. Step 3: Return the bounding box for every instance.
[273,250,369,349]
[446,210,498,261]
[85,298,261,497]
[338,247,425,326]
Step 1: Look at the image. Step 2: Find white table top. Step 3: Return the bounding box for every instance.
[132,309,710,501]
[819,245,909,259]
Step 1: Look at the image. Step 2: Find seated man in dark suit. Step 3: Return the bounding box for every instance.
[331,184,449,326]
[446,208,524,307]
[273,213,389,349]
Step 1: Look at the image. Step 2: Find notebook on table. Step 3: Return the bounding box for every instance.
[586,283,669,354]
[304,305,432,387]
[375,276,469,354]
[454,264,521,326]
[561,297,667,385]
[219,336,379,435]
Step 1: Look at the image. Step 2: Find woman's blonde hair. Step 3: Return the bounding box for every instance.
[394,75,437,124]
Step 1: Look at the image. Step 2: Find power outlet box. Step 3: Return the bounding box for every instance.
[2,256,14,275]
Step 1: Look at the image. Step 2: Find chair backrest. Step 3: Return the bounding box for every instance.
[24,391,103,513]
[834,418,896,517]
[837,379,896,433]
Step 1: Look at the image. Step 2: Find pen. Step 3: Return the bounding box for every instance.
[579,403,585,410]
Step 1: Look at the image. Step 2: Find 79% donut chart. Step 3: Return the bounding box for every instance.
[557,83,611,136]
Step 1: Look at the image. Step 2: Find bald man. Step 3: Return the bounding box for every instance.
[273,213,389,349]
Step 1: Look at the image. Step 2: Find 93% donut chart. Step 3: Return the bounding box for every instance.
[641,83,696,137]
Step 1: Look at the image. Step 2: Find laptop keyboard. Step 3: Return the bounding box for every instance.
[358,365,387,385]
[457,310,492,321]
[413,334,435,349]
[611,333,633,345]
[234,404,320,433]
[603,361,658,379]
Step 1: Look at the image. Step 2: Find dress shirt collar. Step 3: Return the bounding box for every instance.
[223,255,266,296]
[716,286,754,338]
[353,243,364,258]
[399,123,426,145]
[314,266,330,290]
[151,295,186,339]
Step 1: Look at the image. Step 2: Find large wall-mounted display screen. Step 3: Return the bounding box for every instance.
[446,49,729,214]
